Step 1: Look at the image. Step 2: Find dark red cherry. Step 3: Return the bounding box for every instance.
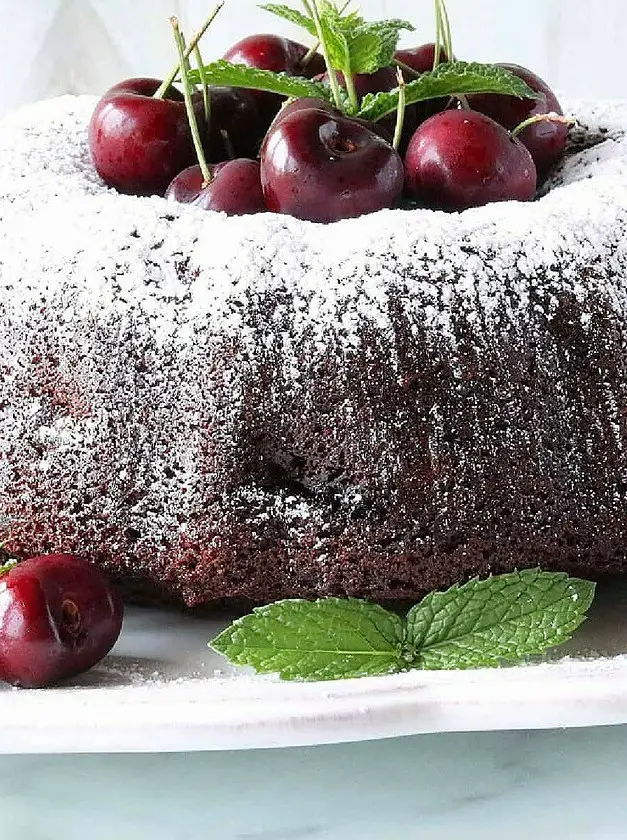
[468,64,568,179]
[89,78,202,197]
[272,96,340,127]
[0,554,124,688]
[270,97,394,146]
[260,108,404,223]
[223,35,325,124]
[224,34,324,78]
[166,159,266,215]
[353,116,395,145]
[320,68,415,150]
[197,86,262,163]
[395,43,450,74]
[395,44,453,127]
[404,109,537,211]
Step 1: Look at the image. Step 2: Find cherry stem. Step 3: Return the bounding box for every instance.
[61,599,82,637]
[392,58,421,80]
[300,0,351,72]
[180,32,196,90]
[155,2,225,99]
[393,68,406,151]
[433,0,453,68]
[440,0,454,62]
[511,112,575,138]
[299,45,319,73]
[433,2,442,69]
[171,17,212,185]
[194,43,211,122]
[344,73,359,113]
[307,0,343,110]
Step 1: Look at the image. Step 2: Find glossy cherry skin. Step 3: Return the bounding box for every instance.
[272,96,340,127]
[89,78,202,197]
[271,97,393,143]
[166,159,266,215]
[201,87,261,162]
[261,108,404,223]
[0,554,124,688]
[224,34,324,77]
[395,44,452,128]
[404,109,537,211]
[223,35,325,125]
[395,43,450,74]
[319,68,415,149]
[468,64,568,179]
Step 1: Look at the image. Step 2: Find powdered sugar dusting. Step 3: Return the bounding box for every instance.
[1,96,627,606]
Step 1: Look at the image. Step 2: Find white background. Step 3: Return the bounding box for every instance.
[0,0,622,116]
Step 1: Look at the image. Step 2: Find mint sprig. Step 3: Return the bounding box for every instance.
[358,61,537,122]
[312,3,414,75]
[210,571,596,681]
[407,570,595,670]
[187,60,536,125]
[347,19,415,75]
[186,60,333,101]
[212,598,405,680]
[261,1,413,105]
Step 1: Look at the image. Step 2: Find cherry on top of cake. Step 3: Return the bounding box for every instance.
[87,0,571,224]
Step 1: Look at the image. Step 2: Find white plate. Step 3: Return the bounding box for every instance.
[2,581,627,754]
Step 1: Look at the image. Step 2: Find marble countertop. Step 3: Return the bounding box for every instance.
[3,725,625,838]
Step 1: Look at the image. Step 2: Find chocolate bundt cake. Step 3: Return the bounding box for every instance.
[1,95,626,607]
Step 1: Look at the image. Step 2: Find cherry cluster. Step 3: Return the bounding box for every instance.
[89,31,569,223]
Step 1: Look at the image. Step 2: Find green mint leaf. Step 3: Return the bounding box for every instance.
[318,1,365,34]
[406,570,596,670]
[359,61,537,122]
[349,19,415,74]
[210,598,406,681]
[187,60,332,101]
[317,3,413,76]
[259,4,317,37]
[317,5,352,79]
[211,571,596,681]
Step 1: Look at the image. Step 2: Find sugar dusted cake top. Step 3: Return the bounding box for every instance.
[1,95,627,353]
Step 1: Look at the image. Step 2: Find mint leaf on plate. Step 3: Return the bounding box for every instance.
[359,61,537,122]
[406,569,596,670]
[187,60,332,101]
[210,571,596,681]
[211,597,406,681]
